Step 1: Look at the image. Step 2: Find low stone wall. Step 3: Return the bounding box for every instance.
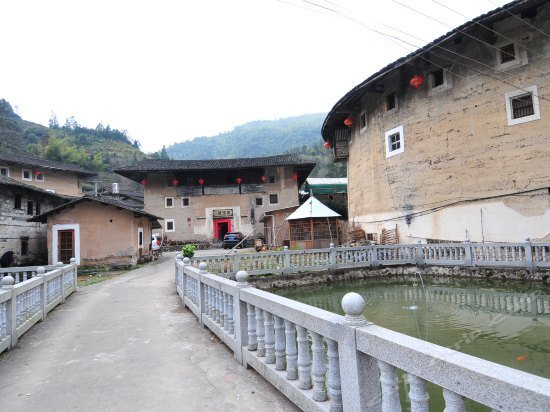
[248,265,550,290]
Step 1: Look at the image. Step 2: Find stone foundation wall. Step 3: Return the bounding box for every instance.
[248,265,550,290]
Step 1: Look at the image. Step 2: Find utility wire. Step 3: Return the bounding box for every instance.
[431,0,546,59]
[486,0,550,38]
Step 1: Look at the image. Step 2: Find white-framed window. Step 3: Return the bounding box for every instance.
[385,125,405,158]
[359,110,367,132]
[22,169,32,181]
[165,219,175,232]
[165,197,174,208]
[181,197,190,207]
[269,193,278,204]
[35,172,45,181]
[495,41,527,71]
[505,85,540,126]
[0,166,9,177]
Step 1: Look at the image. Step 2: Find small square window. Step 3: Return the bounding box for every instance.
[505,85,540,126]
[431,69,444,87]
[27,201,34,215]
[166,219,175,232]
[255,197,263,206]
[269,194,278,204]
[22,170,32,181]
[0,167,9,177]
[268,176,275,184]
[499,43,516,64]
[14,195,21,209]
[386,93,396,111]
[359,111,367,131]
[182,198,189,207]
[165,197,174,208]
[35,172,44,181]
[385,125,405,158]
[35,203,41,215]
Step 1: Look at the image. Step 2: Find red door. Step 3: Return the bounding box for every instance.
[214,219,232,241]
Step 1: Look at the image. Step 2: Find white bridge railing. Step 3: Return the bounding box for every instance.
[0,260,78,354]
[190,240,550,276]
[175,256,550,411]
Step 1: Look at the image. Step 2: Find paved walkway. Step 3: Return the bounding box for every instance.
[0,253,297,411]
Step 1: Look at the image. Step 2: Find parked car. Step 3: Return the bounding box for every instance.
[223,232,245,249]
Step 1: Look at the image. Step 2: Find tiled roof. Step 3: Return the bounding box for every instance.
[28,194,163,223]
[0,175,71,200]
[306,178,347,185]
[0,152,97,177]
[115,154,315,173]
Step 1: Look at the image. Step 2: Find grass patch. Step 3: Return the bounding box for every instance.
[78,273,117,287]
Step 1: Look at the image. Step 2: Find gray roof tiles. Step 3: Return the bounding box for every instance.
[0,152,97,177]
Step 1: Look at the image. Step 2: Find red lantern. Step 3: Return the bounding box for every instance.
[140,179,147,186]
[236,177,242,184]
[344,116,353,128]
[261,175,267,183]
[172,179,179,187]
[292,173,298,181]
[324,141,331,149]
[410,74,424,89]
[198,178,205,186]
[34,170,42,175]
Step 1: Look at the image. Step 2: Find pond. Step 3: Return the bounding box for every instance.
[273,276,550,409]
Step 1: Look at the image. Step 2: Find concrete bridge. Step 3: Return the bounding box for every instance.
[0,253,297,411]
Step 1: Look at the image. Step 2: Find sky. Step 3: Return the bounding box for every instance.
[0,0,507,152]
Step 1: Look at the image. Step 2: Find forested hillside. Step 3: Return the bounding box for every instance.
[166,113,345,177]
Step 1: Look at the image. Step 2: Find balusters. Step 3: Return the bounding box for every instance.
[223,292,229,330]
[256,307,265,357]
[228,295,234,335]
[247,303,257,350]
[284,320,297,380]
[442,389,466,412]
[408,374,429,412]
[264,311,275,363]
[206,285,212,317]
[296,325,311,389]
[379,361,401,412]
[327,338,342,411]
[311,331,327,401]
[274,315,286,370]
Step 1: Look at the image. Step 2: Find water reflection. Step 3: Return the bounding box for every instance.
[273,277,550,379]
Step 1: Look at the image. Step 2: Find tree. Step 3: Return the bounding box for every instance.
[48,112,59,129]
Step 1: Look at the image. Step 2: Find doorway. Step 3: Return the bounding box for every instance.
[58,230,75,263]
[214,218,232,241]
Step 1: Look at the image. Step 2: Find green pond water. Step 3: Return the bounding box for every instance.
[273,276,550,410]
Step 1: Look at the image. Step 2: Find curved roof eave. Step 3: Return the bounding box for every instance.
[321,0,539,140]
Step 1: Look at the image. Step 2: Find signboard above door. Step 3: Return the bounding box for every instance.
[213,209,233,218]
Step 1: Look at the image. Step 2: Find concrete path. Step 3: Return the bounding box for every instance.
[0,253,297,411]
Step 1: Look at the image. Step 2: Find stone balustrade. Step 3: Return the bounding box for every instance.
[175,255,550,411]
[0,265,59,284]
[0,260,77,354]
[190,240,550,276]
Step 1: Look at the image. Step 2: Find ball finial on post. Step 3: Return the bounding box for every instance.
[198,262,208,274]
[342,292,367,326]
[236,270,249,287]
[1,275,14,288]
[175,252,183,261]
[182,257,190,266]
[37,267,46,275]
[57,261,64,267]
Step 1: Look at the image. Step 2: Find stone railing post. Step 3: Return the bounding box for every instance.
[57,262,65,303]
[339,292,382,412]
[70,258,78,291]
[198,262,207,326]
[2,275,16,348]
[463,239,473,267]
[329,243,337,270]
[232,252,240,273]
[36,267,47,321]
[175,253,183,285]
[234,270,250,365]
[370,243,379,267]
[181,257,190,308]
[283,246,291,275]
[524,238,534,271]
[416,240,424,266]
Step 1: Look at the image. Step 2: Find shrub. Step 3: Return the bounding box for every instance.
[182,244,196,258]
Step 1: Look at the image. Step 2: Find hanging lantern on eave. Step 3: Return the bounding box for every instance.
[343,116,353,128]
[140,178,147,186]
[410,74,425,89]
[198,178,205,186]
[172,178,179,187]
[236,177,242,184]
[324,141,332,149]
[261,175,267,183]
[34,170,42,176]
[292,173,298,181]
